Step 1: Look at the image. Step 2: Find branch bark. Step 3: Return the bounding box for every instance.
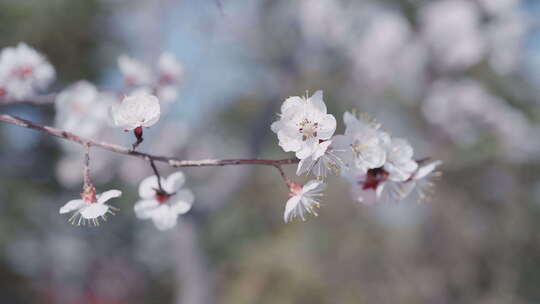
[0,114,299,168]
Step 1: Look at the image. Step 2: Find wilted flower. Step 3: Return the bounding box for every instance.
[0,43,55,99]
[118,55,152,87]
[59,187,121,226]
[333,111,390,173]
[134,171,194,231]
[271,90,336,160]
[284,180,325,223]
[383,138,418,182]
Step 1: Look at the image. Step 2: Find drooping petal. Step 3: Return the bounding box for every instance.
[284,195,302,223]
[80,204,109,219]
[138,175,159,199]
[134,199,159,219]
[415,160,442,180]
[59,199,85,214]
[97,189,122,204]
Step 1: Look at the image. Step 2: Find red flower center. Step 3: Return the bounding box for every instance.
[155,191,171,204]
[360,168,389,190]
[12,66,33,79]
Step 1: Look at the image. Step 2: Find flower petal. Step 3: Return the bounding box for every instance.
[284,195,302,223]
[139,175,159,199]
[134,199,159,219]
[59,199,85,214]
[164,171,185,193]
[80,203,109,219]
[308,90,326,113]
[97,189,122,204]
[151,205,178,231]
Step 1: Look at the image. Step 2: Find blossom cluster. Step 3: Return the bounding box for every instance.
[0,44,441,229]
[271,91,441,222]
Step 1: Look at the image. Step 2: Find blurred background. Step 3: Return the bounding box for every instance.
[1,0,540,303]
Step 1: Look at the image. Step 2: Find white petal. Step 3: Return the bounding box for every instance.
[308,90,326,113]
[80,204,109,219]
[281,96,304,113]
[284,195,302,223]
[164,171,185,193]
[151,205,178,230]
[415,160,442,180]
[59,199,85,214]
[138,175,159,199]
[302,180,325,193]
[134,199,159,219]
[172,189,194,210]
[97,189,122,204]
[170,196,193,215]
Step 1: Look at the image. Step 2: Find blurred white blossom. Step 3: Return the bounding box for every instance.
[55,81,114,140]
[420,0,484,71]
[0,43,55,99]
[157,52,184,84]
[118,55,152,87]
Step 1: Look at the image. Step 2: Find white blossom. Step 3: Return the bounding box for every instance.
[399,160,442,203]
[296,140,345,179]
[383,137,418,182]
[0,43,55,99]
[284,180,325,223]
[271,90,336,160]
[111,92,161,131]
[55,81,113,140]
[134,171,194,231]
[420,0,484,71]
[118,55,152,87]
[59,189,121,226]
[332,112,390,173]
[157,52,183,84]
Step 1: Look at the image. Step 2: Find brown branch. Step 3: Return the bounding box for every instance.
[0,114,299,168]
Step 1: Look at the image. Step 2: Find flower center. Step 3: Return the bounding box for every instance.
[360,167,389,190]
[155,190,171,204]
[81,186,98,204]
[11,66,33,79]
[298,119,319,141]
[351,140,369,156]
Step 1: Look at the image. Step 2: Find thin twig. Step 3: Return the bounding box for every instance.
[83,144,91,188]
[274,165,292,189]
[149,159,165,192]
[0,114,299,168]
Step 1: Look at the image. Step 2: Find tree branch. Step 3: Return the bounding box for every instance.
[0,114,299,168]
